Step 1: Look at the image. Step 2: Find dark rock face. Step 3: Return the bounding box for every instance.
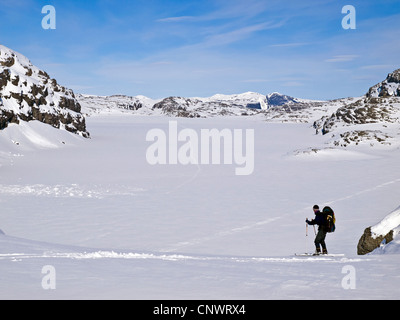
[0,45,89,138]
[357,227,394,255]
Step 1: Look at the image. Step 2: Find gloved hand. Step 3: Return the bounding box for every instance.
[305,219,311,224]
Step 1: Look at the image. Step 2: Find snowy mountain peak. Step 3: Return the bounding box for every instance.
[0,44,89,138]
[266,91,282,98]
[367,68,400,98]
[0,45,32,70]
[266,92,299,106]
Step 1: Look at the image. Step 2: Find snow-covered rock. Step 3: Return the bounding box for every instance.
[321,97,400,133]
[151,92,269,117]
[357,206,400,255]
[370,206,400,254]
[77,94,159,116]
[367,68,400,98]
[0,45,89,138]
[311,69,400,148]
[266,92,299,106]
[246,92,301,110]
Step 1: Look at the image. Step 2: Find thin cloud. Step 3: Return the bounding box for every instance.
[359,64,392,70]
[150,61,174,66]
[282,81,304,87]
[157,0,271,24]
[200,20,286,48]
[242,79,271,83]
[269,42,309,48]
[157,16,196,23]
[325,55,359,62]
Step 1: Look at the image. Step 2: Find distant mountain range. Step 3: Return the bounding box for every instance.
[77,91,320,118]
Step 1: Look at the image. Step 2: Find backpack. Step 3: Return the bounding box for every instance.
[323,206,336,233]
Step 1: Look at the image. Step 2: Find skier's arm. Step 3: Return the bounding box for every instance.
[306,218,316,225]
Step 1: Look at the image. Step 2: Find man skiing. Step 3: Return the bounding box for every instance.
[306,205,328,255]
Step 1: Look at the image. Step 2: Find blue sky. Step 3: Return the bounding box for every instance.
[1,0,400,99]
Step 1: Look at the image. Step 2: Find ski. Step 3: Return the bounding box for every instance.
[294,253,345,257]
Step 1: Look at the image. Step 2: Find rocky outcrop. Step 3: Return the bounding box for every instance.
[0,45,89,138]
[152,97,202,118]
[367,69,400,98]
[321,97,398,135]
[308,68,400,148]
[357,227,394,255]
[357,206,400,255]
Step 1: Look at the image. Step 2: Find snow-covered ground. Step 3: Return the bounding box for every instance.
[0,115,400,299]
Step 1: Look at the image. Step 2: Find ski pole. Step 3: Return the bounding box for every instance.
[305,219,308,254]
[313,225,317,236]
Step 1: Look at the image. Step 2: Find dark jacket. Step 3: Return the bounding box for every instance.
[307,211,326,231]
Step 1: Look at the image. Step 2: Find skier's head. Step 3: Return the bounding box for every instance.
[313,205,319,213]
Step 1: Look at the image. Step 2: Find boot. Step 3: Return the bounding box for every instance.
[313,247,321,256]
[322,248,328,255]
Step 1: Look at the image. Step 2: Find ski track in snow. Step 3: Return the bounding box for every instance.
[160,217,283,252]
[165,164,202,195]
[325,178,400,205]
[0,183,146,199]
[0,250,366,264]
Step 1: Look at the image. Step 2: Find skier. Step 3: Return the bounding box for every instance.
[312,121,319,135]
[306,205,328,255]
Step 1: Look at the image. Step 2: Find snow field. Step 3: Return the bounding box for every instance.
[0,115,399,299]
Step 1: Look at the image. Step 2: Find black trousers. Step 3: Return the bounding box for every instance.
[315,229,327,250]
